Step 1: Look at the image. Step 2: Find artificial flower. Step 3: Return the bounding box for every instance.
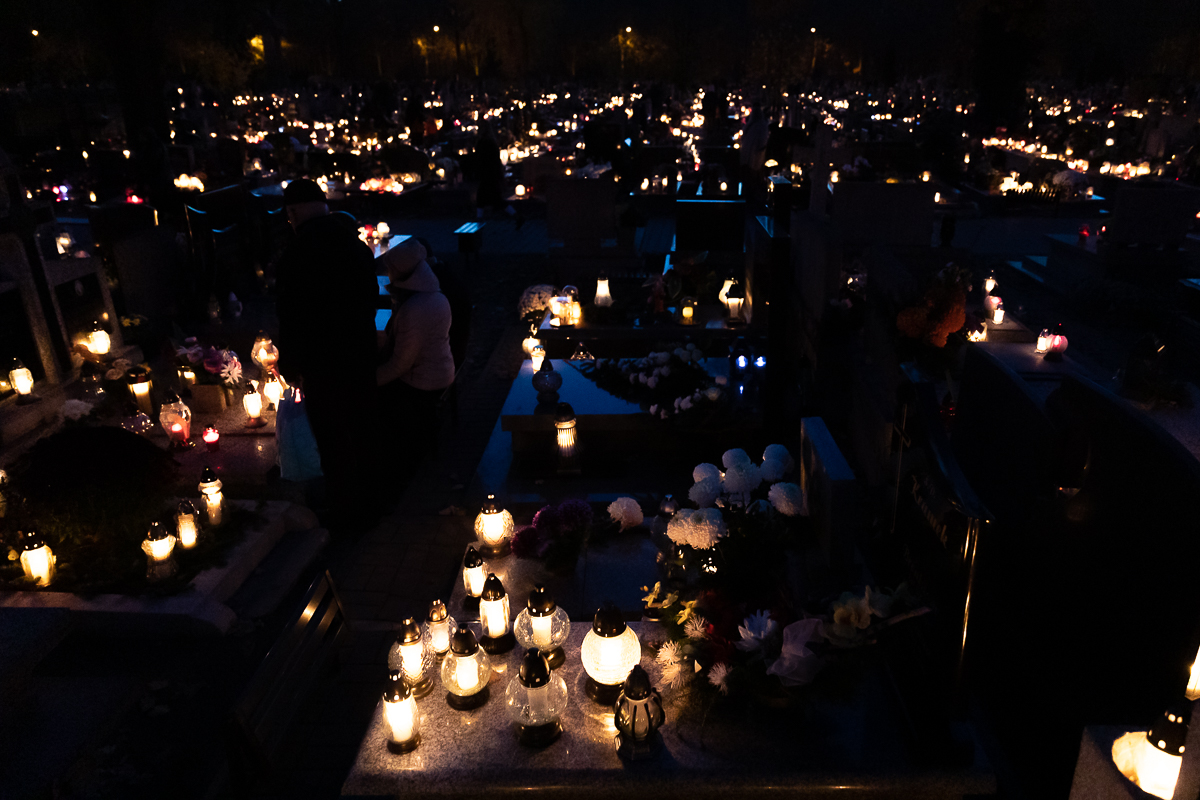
[762,444,795,472]
[557,499,593,533]
[219,357,242,386]
[768,482,806,516]
[693,463,722,483]
[662,659,689,689]
[722,449,751,469]
[656,640,682,665]
[685,615,709,640]
[532,505,561,534]
[688,477,721,508]
[723,462,761,500]
[708,662,731,695]
[647,376,659,389]
[767,618,822,687]
[760,459,787,483]
[832,591,872,631]
[510,525,541,557]
[736,610,779,652]
[607,497,644,531]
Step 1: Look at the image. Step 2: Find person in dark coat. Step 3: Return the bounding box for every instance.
[275,179,379,529]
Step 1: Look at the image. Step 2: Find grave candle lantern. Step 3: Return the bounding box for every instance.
[383,670,421,753]
[198,467,224,526]
[251,334,279,372]
[1037,329,1051,353]
[479,573,514,654]
[86,321,111,356]
[159,391,192,447]
[514,585,570,669]
[19,531,55,587]
[178,366,196,388]
[614,665,665,760]
[531,345,546,372]
[1187,645,1200,701]
[202,427,220,452]
[126,366,153,415]
[555,403,578,471]
[243,386,266,428]
[680,297,697,325]
[1112,705,1189,800]
[506,648,568,747]
[594,273,613,307]
[55,231,74,256]
[441,624,491,709]
[8,359,35,403]
[581,603,642,703]
[176,500,199,549]
[522,325,540,355]
[992,302,1005,325]
[1046,323,1069,360]
[388,617,434,697]
[474,495,514,557]
[263,376,283,409]
[726,280,745,322]
[426,600,455,657]
[461,546,486,612]
[984,273,997,294]
[142,521,177,581]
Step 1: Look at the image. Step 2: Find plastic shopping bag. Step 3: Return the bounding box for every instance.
[275,386,323,481]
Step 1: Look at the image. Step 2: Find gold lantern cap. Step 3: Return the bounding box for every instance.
[399,617,422,644]
[383,669,411,703]
[428,600,448,623]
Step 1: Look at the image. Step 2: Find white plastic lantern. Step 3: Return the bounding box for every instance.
[1036,329,1051,353]
[242,386,265,428]
[8,359,34,401]
[441,624,492,709]
[18,531,55,587]
[176,500,199,549]
[992,302,1005,325]
[263,376,283,409]
[479,573,514,653]
[426,600,455,657]
[159,391,192,447]
[984,274,997,294]
[383,670,421,753]
[515,184,526,197]
[581,603,642,703]
[198,467,224,526]
[726,280,745,322]
[142,521,177,581]
[555,403,577,461]
[126,366,153,415]
[474,495,514,557]
[506,648,568,747]
[388,617,434,697]
[531,345,546,372]
[514,585,571,669]
[1112,706,1189,800]
[614,664,665,760]
[462,546,486,607]
[86,321,111,356]
[595,273,613,307]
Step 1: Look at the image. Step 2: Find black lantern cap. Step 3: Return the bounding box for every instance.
[555,403,575,423]
[481,573,506,601]
[178,499,197,515]
[450,624,479,656]
[8,357,26,372]
[726,280,745,300]
[622,665,653,701]
[537,359,555,373]
[399,617,422,644]
[1149,704,1191,755]
[146,521,170,541]
[428,600,448,623]
[463,546,484,569]
[519,648,551,689]
[20,531,47,551]
[481,494,500,514]
[592,602,626,637]
[383,669,411,703]
[527,585,556,617]
[200,466,218,483]
[126,366,151,383]
[162,390,181,404]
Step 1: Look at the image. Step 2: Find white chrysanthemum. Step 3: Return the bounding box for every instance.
[688,477,721,508]
[688,508,727,549]
[666,510,696,547]
[723,463,761,503]
[656,641,682,665]
[760,459,787,483]
[685,615,709,639]
[722,449,752,469]
[221,359,242,386]
[768,482,806,516]
[693,463,722,483]
[662,660,689,689]
[762,444,795,472]
[652,351,671,366]
[708,662,731,695]
[607,497,644,531]
[647,376,659,389]
[61,399,95,421]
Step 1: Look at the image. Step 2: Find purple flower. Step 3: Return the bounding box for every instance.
[557,499,593,534]
[511,526,542,557]
[532,505,561,536]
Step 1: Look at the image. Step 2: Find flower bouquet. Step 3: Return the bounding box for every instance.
[174,338,243,412]
[573,345,730,428]
[511,497,648,575]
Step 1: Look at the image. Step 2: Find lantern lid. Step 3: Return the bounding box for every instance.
[463,546,484,569]
[243,384,258,396]
[20,531,47,551]
[592,602,626,637]
[480,494,500,514]
[383,669,411,703]
[527,584,556,616]
[8,357,26,371]
[146,521,170,541]
[450,624,479,656]
[621,664,653,700]
[1149,704,1190,755]
[481,573,506,601]
[178,499,197,515]
[660,495,679,515]
[518,648,551,689]
[126,366,151,383]
[536,358,555,373]
[399,617,422,644]
[555,403,576,423]
[726,280,745,299]
[200,466,218,483]
[428,600,448,623]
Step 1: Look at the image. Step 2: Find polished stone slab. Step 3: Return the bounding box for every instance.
[341,624,996,799]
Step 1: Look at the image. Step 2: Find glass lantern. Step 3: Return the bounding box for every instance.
[383,670,421,753]
[202,427,220,452]
[176,500,199,549]
[86,320,111,357]
[479,573,514,654]
[581,603,642,703]
[1036,328,1051,353]
[425,600,455,658]
[992,301,1005,325]
[388,617,434,697]
[198,466,224,526]
[474,495,514,557]
[555,403,579,473]
[242,385,266,428]
[514,585,570,669]
[1046,322,1069,361]
[984,272,997,294]
[505,648,568,747]
[126,366,153,415]
[441,625,491,709]
[532,359,562,404]
[159,391,192,448]
[18,531,55,587]
[178,365,196,389]
[594,272,613,307]
[8,359,36,403]
[614,665,665,760]
[530,344,546,372]
[569,341,594,362]
[1112,704,1189,800]
[680,296,698,325]
[142,521,177,581]
[263,376,283,409]
[462,546,486,612]
[725,280,745,323]
[251,334,279,373]
[119,403,154,437]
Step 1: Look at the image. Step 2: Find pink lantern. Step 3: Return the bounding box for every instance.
[1045,323,1068,361]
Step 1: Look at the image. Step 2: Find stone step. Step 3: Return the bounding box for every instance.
[225,527,331,620]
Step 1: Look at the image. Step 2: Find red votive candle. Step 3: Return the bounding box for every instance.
[203,427,220,452]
